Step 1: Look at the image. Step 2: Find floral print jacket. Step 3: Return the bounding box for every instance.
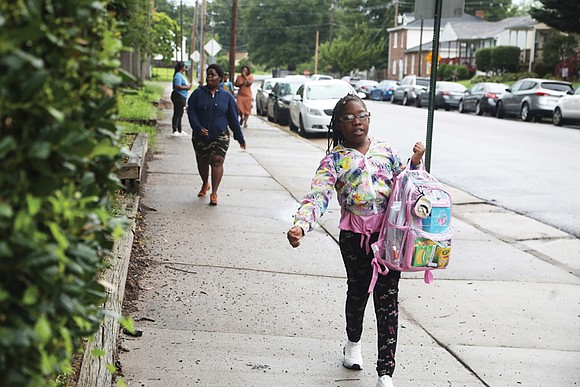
[294,137,409,233]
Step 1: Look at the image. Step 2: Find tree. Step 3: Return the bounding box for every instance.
[152,12,179,64]
[476,48,492,73]
[531,0,580,34]
[240,0,331,70]
[465,0,515,21]
[318,23,385,75]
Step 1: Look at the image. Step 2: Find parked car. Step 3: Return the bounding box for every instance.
[458,82,509,116]
[256,77,283,116]
[392,75,430,105]
[310,74,334,81]
[553,86,580,126]
[415,81,467,110]
[266,79,304,125]
[370,80,398,101]
[354,79,379,99]
[341,75,361,88]
[495,78,574,121]
[288,80,359,136]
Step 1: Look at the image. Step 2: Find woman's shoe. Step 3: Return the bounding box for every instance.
[197,182,210,197]
[209,193,218,206]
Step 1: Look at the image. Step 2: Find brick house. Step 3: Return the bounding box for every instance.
[387,13,552,80]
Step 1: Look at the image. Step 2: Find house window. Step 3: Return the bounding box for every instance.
[394,32,398,49]
[392,60,396,75]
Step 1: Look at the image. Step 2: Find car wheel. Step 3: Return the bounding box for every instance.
[520,102,532,122]
[402,93,409,106]
[496,101,504,119]
[391,94,397,104]
[267,105,274,122]
[415,97,422,108]
[289,116,297,131]
[553,107,563,126]
[458,100,465,113]
[298,116,309,138]
[475,101,483,116]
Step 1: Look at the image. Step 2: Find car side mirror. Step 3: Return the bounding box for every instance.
[567,90,574,95]
[357,92,367,99]
[506,88,512,93]
[293,94,301,101]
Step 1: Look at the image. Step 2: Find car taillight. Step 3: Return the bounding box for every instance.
[485,93,497,99]
[440,91,449,96]
[535,92,551,97]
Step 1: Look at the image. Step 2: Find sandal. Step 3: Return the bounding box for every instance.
[209,193,218,206]
[197,182,210,197]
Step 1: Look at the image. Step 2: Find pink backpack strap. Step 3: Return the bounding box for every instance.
[369,244,389,293]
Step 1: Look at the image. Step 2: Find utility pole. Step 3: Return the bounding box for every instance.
[394,0,399,27]
[229,0,238,80]
[189,0,199,83]
[199,0,207,84]
[179,0,183,62]
[314,30,319,74]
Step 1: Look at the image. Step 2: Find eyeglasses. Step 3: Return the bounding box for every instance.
[340,112,370,122]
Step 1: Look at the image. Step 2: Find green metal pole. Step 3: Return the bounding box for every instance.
[425,0,443,173]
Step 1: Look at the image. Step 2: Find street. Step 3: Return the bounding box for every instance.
[282,99,580,238]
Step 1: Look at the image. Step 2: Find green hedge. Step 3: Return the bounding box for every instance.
[0,1,125,385]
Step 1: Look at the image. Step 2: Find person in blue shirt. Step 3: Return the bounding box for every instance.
[187,63,247,206]
[221,72,234,96]
[171,61,192,137]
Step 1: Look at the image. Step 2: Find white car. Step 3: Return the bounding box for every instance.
[310,74,334,81]
[553,86,580,126]
[289,80,359,136]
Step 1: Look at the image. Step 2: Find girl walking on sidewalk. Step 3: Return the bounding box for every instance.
[171,61,192,136]
[187,63,246,205]
[287,94,425,387]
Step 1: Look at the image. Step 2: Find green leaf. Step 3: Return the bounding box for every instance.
[34,316,52,344]
[0,203,13,218]
[48,222,70,250]
[91,348,106,357]
[22,286,39,305]
[0,136,18,158]
[106,363,117,373]
[26,195,41,215]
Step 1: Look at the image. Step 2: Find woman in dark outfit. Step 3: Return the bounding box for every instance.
[187,63,247,205]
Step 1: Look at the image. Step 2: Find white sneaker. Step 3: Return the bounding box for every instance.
[376,375,395,387]
[342,340,363,370]
[171,131,180,137]
[180,130,189,137]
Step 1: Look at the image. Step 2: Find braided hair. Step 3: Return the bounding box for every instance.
[326,93,367,154]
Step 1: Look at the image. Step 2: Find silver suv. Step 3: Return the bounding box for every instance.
[392,75,430,106]
[495,78,574,121]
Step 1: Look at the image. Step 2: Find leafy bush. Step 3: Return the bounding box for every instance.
[0,1,125,385]
[439,64,470,81]
[476,48,492,73]
[491,46,520,74]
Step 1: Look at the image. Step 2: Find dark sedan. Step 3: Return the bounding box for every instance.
[266,79,304,126]
[458,82,509,116]
[415,81,467,110]
[370,80,398,101]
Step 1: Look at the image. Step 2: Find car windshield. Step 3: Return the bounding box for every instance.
[438,82,466,91]
[279,82,302,96]
[541,82,574,93]
[306,84,353,100]
[487,84,508,93]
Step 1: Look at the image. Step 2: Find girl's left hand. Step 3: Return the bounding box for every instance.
[411,142,425,165]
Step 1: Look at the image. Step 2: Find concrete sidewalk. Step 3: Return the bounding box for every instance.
[117,84,580,387]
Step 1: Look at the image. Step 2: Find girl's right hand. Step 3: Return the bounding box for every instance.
[287,226,304,248]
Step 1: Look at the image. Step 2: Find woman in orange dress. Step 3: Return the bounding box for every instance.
[234,65,254,128]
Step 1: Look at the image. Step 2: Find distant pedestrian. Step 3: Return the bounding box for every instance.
[187,63,247,206]
[171,61,192,137]
[221,72,234,96]
[234,65,254,128]
[286,94,425,387]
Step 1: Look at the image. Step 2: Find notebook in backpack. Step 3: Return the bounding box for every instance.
[369,167,453,292]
